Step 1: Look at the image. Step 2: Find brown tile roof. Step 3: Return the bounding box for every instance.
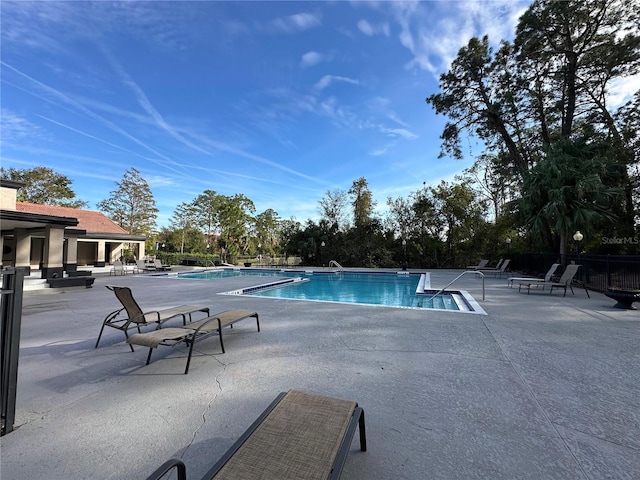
[16,203,129,235]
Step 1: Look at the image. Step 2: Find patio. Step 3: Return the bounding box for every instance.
[1,269,638,479]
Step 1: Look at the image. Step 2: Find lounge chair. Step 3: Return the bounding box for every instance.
[95,285,210,350]
[487,258,504,270]
[507,263,560,287]
[126,309,260,373]
[467,259,489,270]
[478,259,510,277]
[145,390,366,479]
[519,264,590,297]
[136,259,155,273]
[109,260,127,276]
[153,259,172,271]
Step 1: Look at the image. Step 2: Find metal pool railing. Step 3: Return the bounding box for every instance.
[426,270,485,303]
[328,260,344,271]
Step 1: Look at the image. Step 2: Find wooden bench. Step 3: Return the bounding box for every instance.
[146,390,367,480]
[126,310,260,374]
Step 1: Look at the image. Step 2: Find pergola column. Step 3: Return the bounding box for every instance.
[96,240,106,266]
[64,236,78,272]
[42,225,65,280]
[14,228,31,272]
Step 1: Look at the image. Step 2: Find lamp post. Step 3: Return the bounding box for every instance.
[506,237,511,253]
[573,231,583,264]
[320,241,325,267]
[402,239,407,271]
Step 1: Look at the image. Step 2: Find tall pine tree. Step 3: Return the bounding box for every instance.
[97,168,158,235]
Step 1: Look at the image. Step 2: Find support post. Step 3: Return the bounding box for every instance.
[1,267,26,436]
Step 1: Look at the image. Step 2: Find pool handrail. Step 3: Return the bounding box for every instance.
[328,260,344,272]
[426,270,485,303]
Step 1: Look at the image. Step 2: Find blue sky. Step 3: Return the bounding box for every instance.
[0,1,549,227]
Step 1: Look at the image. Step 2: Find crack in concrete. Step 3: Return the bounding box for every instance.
[181,354,227,457]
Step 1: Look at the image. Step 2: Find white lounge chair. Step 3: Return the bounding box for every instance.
[519,264,590,297]
[467,259,489,270]
[478,259,511,277]
[507,263,560,288]
[109,260,127,276]
[153,259,172,271]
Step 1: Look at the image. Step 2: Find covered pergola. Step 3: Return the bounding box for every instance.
[1,180,146,279]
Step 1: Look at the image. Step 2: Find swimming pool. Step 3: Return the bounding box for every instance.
[176,269,485,313]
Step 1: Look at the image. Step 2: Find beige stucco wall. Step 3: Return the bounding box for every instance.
[0,186,18,210]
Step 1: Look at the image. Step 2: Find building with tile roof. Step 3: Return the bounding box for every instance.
[1,181,146,278]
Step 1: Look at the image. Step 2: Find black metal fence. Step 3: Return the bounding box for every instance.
[1,267,26,436]
[510,254,640,292]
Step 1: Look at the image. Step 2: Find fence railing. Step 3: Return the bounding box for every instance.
[1,267,26,436]
[511,254,640,292]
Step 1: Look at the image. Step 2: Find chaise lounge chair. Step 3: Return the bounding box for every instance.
[95,285,210,350]
[467,259,489,270]
[477,259,511,277]
[136,259,156,273]
[126,309,260,373]
[153,259,172,271]
[518,264,590,297]
[507,263,560,288]
[145,389,366,479]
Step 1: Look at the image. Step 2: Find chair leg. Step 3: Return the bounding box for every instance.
[123,330,135,352]
[218,327,226,354]
[145,348,154,365]
[95,309,123,348]
[358,408,367,451]
[95,323,107,348]
[184,336,198,374]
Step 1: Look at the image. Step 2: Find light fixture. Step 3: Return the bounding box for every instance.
[573,231,583,242]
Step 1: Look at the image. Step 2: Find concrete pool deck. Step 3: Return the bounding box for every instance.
[1,268,638,479]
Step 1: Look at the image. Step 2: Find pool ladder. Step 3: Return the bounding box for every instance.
[426,270,485,302]
[328,260,344,272]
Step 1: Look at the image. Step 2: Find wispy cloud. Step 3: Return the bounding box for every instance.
[196,137,329,185]
[301,51,325,68]
[357,19,390,37]
[0,61,181,167]
[384,0,530,76]
[370,146,390,156]
[268,12,322,34]
[101,47,213,157]
[366,97,411,129]
[378,126,418,140]
[314,75,360,91]
[36,114,184,172]
[0,109,50,142]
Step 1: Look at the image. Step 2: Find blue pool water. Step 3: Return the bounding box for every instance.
[177,269,477,311]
